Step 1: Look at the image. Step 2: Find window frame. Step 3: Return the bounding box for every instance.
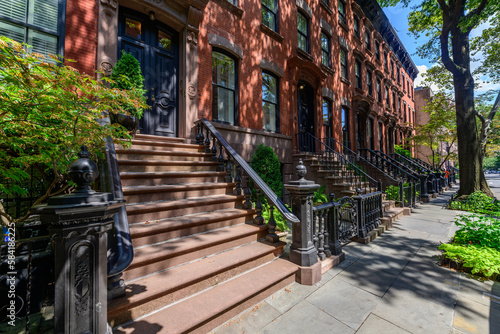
[355,59,362,89]
[0,0,67,58]
[262,0,279,32]
[364,29,371,50]
[321,31,331,68]
[385,85,389,106]
[338,0,346,25]
[376,78,382,102]
[322,98,332,138]
[212,48,239,126]
[262,70,280,133]
[375,40,380,61]
[297,10,309,53]
[341,106,350,149]
[378,122,384,152]
[367,69,373,96]
[340,47,348,80]
[353,16,360,39]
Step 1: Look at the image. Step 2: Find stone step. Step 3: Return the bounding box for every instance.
[129,208,255,247]
[108,241,284,327]
[130,139,203,152]
[119,171,226,187]
[117,160,219,173]
[125,194,244,224]
[134,134,185,143]
[122,182,236,203]
[380,207,406,228]
[123,223,268,281]
[116,149,212,162]
[113,258,298,334]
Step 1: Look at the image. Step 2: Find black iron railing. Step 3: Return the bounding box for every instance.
[197,119,299,242]
[390,153,433,175]
[296,132,381,194]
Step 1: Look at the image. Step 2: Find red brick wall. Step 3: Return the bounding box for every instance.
[64,0,98,76]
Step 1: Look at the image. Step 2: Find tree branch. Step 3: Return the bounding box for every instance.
[477,90,500,159]
[465,0,489,21]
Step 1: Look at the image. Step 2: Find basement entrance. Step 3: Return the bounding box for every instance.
[118,7,179,137]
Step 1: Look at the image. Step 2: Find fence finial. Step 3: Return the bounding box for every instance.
[296,158,307,180]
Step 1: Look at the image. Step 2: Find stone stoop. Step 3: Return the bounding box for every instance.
[109,134,298,333]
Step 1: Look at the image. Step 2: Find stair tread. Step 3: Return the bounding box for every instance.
[116,149,212,157]
[114,258,298,334]
[123,182,234,194]
[129,208,254,234]
[108,241,282,315]
[130,139,202,149]
[125,194,243,213]
[130,223,264,267]
[120,171,226,178]
[118,160,219,166]
[134,134,185,143]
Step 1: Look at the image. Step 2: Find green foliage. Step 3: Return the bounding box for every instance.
[249,144,282,200]
[261,202,290,231]
[313,185,328,205]
[110,51,146,119]
[385,185,400,202]
[394,145,412,159]
[438,243,500,278]
[449,191,500,215]
[0,37,147,224]
[453,214,500,250]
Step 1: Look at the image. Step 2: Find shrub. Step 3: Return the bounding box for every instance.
[449,191,500,215]
[385,185,400,202]
[453,214,500,250]
[249,144,282,200]
[439,243,500,278]
[395,145,412,158]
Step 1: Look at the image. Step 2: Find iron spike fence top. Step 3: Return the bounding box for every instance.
[296,132,379,190]
[31,146,124,224]
[198,119,299,224]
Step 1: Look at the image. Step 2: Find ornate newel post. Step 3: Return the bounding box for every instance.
[284,159,321,285]
[418,174,430,202]
[32,147,124,334]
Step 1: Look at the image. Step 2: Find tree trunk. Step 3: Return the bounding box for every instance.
[452,29,493,197]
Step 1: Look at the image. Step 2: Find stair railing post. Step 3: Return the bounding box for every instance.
[254,189,264,225]
[266,205,279,243]
[32,146,123,334]
[353,188,368,238]
[284,159,321,285]
[242,175,253,209]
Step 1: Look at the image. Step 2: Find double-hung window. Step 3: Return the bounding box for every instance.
[262,0,278,32]
[378,122,384,152]
[340,48,348,80]
[355,60,362,89]
[262,71,279,132]
[323,98,332,138]
[0,0,64,59]
[212,50,237,125]
[364,29,371,50]
[353,17,360,39]
[367,69,373,96]
[377,78,382,102]
[375,41,380,61]
[297,11,309,52]
[338,0,346,25]
[321,32,331,67]
[385,86,389,106]
[342,107,350,149]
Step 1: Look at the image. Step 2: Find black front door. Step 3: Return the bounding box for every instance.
[297,81,315,152]
[118,7,179,137]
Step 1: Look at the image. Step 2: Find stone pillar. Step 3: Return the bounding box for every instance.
[284,160,321,285]
[32,147,124,334]
[418,174,429,202]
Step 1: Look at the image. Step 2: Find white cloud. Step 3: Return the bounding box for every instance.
[414,64,440,92]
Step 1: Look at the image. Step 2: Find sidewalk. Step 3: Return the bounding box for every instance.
[211,186,500,334]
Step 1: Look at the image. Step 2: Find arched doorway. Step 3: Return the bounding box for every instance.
[118,7,179,136]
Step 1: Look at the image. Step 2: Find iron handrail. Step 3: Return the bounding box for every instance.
[324,137,400,183]
[200,118,299,223]
[391,153,433,174]
[374,150,421,180]
[414,157,440,172]
[358,148,418,183]
[296,132,381,191]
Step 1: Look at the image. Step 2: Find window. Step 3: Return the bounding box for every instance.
[323,98,332,138]
[297,11,309,52]
[321,32,330,67]
[212,51,237,125]
[384,52,388,70]
[262,0,278,32]
[227,0,238,4]
[378,122,384,152]
[340,48,348,80]
[368,118,374,150]
[364,29,371,50]
[262,71,279,132]
[398,96,401,114]
[375,41,380,61]
[377,78,382,102]
[391,61,395,78]
[353,17,360,38]
[397,67,400,84]
[0,0,64,59]
[342,106,350,149]
[338,0,346,25]
[392,91,396,109]
[403,102,407,122]
[367,69,373,96]
[385,86,389,106]
[355,59,362,89]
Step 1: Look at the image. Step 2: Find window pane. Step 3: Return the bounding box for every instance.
[262,0,276,12]
[125,18,142,39]
[321,33,328,50]
[158,30,172,50]
[215,87,235,124]
[30,0,58,32]
[262,73,277,103]
[212,52,236,89]
[322,99,329,124]
[28,28,57,57]
[298,34,306,51]
[262,8,275,30]
[0,20,26,43]
[0,0,28,22]
[297,12,306,34]
[263,102,276,131]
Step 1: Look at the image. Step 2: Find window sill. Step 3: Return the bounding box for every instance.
[365,48,373,57]
[321,64,335,76]
[320,1,334,14]
[367,95,375,102]
[341,77,351,86]
[212,0,244,17]
[353,35,362,44]
[297,48,314,62]
[377,101,384,107]
[260,24,284,43]
[339,21,349,32]
[355,87,364,95]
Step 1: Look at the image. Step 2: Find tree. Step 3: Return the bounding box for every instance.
[379,0,500,196]
[412,92,458,168]
[0,37,147,226]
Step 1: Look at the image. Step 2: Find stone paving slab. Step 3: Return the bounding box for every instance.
[453,295,500,334]
[335,263,399,297]
[356,313,411,334]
